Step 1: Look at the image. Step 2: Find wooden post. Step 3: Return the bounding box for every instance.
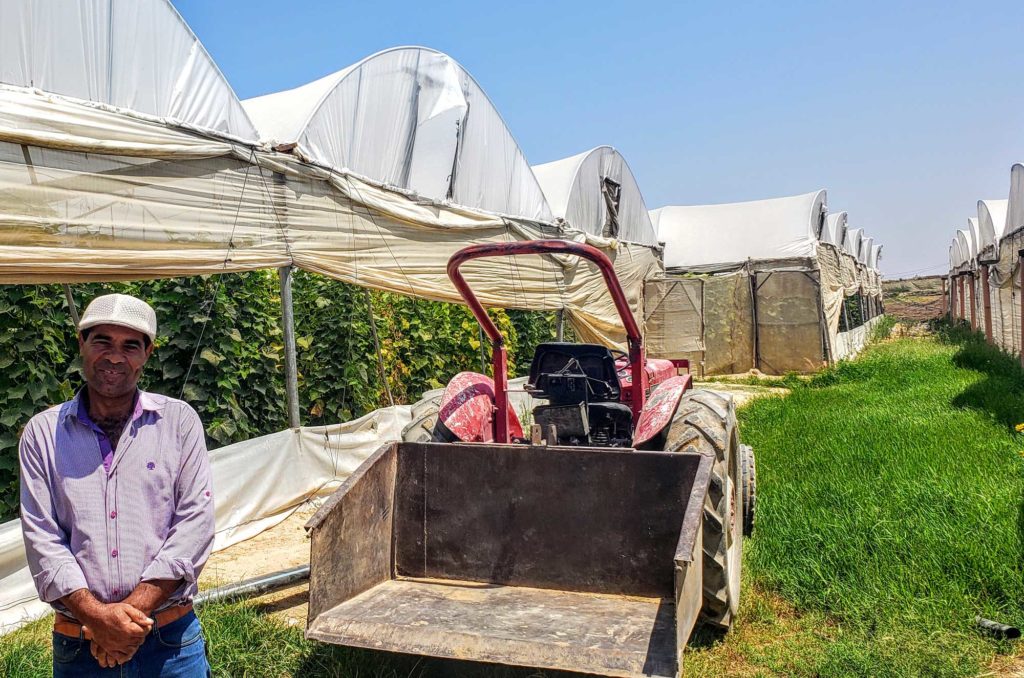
[940,277,947,317]
[981,265,993,343]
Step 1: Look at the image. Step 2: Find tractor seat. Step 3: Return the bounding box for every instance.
[526,342,621,404]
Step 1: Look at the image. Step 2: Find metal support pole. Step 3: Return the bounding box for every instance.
[278,266,300,429]
[1019,251,1024,366]
[940,276,947,318]
[982,265,993,343]
[748,267,761,370]
[958,275,965,320]
[949,277,954,319]
[363,288,394,407]
[968,272,977,331]
[555,307,565,342]
[62,284,81,327]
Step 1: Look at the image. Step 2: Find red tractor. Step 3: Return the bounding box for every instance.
[307,240,756,677]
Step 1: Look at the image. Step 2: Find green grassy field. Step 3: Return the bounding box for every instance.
[3,323,1023,677]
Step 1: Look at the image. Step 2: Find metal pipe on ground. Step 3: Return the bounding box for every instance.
[194,565,310,607]
[976,616,1021,640]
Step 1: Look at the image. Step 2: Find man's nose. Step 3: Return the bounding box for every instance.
[104,351,126,364]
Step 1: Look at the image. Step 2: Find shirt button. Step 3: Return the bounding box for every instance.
[111,549,118,558]
[110,511,117,519]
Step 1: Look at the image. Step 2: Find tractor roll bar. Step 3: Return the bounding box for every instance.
[447,240,647,442]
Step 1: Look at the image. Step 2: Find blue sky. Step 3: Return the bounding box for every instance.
[175,0,1024,277]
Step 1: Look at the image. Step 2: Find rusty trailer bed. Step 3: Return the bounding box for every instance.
[305,441,713,678]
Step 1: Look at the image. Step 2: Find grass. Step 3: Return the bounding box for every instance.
[3,322,1023,676]
[688,321,1024,676]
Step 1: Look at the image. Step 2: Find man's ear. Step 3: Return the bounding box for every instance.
[78,332,86,352]
[144,341,155,360]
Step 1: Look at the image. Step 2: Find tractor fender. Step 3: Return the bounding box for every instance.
[633,374,692,447]
[436,371,524,443]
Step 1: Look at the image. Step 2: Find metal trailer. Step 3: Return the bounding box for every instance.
[306,240,756,677]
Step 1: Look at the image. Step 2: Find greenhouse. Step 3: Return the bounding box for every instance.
[951,164,1024,353]
[0,0,663,631]
[648,192,883,375]
[531,146,659,246]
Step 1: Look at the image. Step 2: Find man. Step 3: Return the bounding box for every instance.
[19,293,215,677]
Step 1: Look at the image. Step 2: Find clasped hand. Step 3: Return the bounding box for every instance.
[83,602,153,668]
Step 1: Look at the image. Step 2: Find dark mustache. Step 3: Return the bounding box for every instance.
[97,362,128,374]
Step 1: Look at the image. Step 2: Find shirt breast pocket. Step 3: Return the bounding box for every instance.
[134,435,176,509]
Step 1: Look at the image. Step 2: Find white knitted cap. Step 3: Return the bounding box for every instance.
[78,294,157,342]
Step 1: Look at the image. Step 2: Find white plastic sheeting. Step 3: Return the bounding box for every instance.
[977,199,1008,262]
[967,217,981,262]
[650,190,827,270]
[955,230,971,268]
[833,315,885,361]
[532,147,658,246]
[858,236,874,266]
[1008,163,1024,239]
[870,244,883,270]
[0,406,412,634]
[242,47,552,222]
[0,85,661,349]
[843,227,863,258]
[0,0,257,141]
[954,231,970,268]
[822,211,847,246]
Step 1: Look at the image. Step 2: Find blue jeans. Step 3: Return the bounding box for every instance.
[52,611,210,678]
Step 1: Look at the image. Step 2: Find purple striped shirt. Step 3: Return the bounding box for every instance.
[19,389,214,617]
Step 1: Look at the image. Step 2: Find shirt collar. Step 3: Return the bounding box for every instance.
[65,387,164,427]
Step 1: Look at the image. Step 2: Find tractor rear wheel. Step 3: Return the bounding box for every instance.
[663,389,743,631]
[401,395,442,443]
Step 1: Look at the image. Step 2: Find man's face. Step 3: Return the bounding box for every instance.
[79,324,154,399]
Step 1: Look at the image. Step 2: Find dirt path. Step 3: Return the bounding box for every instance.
[200,504,316,624]
[202,505,317,586]
[697,382,790,407]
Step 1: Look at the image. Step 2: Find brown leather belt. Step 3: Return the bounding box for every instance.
[54,603,193,640]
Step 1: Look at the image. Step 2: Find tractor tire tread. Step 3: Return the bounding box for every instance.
[664,389,740,631]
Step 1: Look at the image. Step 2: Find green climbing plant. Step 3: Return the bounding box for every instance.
[0,272,561,520]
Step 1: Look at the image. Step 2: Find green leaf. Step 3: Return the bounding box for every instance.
[0,410,23,427]
[162,362,185,380]
[199,349,224,366]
